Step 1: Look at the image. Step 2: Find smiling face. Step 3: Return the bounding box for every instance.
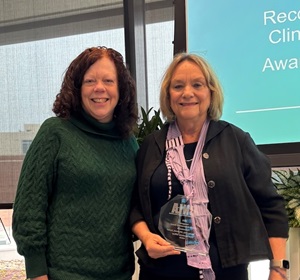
[169,60,211,124]
[81,57,119,123]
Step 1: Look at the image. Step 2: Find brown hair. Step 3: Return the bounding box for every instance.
[53,46,138,138]
[160,52,224,122]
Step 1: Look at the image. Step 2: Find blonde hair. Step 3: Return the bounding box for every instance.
[160,52,224,122]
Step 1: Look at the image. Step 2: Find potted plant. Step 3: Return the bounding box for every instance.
[134,107,164,146]
[272,168,300,228]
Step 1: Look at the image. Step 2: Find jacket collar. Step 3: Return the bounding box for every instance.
[205,120,229,144]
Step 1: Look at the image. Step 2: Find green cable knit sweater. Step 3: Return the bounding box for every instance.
[12,111,139,280]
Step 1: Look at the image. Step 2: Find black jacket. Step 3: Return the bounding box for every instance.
[130,120,288,268]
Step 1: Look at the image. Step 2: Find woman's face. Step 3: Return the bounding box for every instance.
[81,57,119,123]
[169,60,211,123]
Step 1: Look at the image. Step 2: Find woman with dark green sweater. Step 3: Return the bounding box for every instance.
[12,47,139,280]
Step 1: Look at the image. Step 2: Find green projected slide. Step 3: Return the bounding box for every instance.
[187,0,300,145]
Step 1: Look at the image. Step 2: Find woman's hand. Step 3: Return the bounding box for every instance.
[268,268,288,280]
[141,231,181,259]
[132,221,180,259]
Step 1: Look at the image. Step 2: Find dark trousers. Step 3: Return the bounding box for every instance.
[139,264,249,280]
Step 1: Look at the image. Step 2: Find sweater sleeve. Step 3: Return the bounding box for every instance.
[12,118,60,278]
[240,132,289,238]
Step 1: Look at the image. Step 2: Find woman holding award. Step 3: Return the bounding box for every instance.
[130,53,289,280]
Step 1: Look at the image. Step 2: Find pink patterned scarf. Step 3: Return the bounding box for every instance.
[165,119,215,280]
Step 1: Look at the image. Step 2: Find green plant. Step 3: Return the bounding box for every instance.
[272,169,300,228]
[134,107,164,146]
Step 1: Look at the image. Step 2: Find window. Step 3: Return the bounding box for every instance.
[0,0,174,206]
[0,3,175,278]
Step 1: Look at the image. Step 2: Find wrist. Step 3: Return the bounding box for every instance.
[270,259,289,270]
[270,267,288,280]
[139,231,153,245]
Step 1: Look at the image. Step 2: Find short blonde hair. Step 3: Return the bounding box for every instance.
[160,52,224,122]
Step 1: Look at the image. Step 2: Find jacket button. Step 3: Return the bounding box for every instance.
[207,180,215,188]
[214,216,221,224]
[202,152,209,159]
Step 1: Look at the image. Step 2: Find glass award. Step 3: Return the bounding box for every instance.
[158,194,210,255]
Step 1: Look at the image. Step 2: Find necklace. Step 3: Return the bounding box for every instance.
[185,158,193,162]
